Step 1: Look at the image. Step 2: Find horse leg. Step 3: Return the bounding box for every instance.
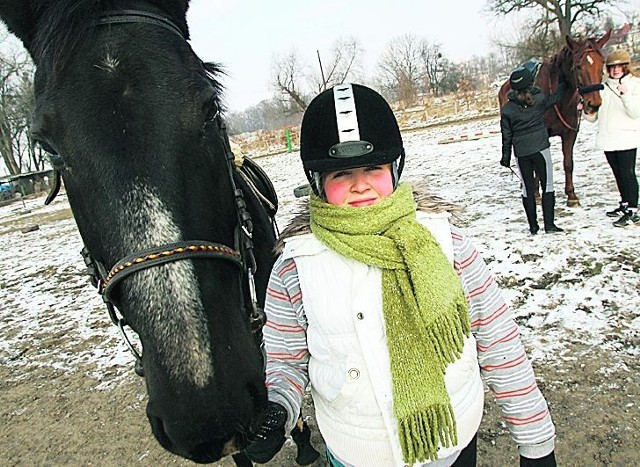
[562,133,580,207]
[291,413,321,465]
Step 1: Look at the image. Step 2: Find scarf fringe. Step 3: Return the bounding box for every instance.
[424,295,471,367]
[398,403,458,464]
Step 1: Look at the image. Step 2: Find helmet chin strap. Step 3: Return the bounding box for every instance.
[391,160,400,188]
[312,172,325,199]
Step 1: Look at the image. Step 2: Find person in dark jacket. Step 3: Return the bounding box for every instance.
[500,66,567,234]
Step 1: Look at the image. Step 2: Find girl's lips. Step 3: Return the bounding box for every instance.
[349,198,377,207]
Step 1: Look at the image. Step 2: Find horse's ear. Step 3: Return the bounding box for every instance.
[596,28,612,49]
[0,0,37,57]
[565,34,579,50]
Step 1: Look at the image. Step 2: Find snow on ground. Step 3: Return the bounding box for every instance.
[0,116,638,389]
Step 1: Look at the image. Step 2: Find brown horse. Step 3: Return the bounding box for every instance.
[498,30,611,206]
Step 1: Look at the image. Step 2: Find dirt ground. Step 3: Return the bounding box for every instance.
[1,341,638,466]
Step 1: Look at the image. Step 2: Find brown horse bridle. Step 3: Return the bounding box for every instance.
[44,9,267,376]
[550,39,605,132]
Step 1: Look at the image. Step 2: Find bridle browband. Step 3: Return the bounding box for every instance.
[50,9,267,376]
[94,9,185,39]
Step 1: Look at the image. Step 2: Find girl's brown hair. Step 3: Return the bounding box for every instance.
[516,89,535,107]
[606,64,633,77]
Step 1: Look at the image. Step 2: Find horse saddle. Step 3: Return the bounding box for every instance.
[234,153,278,220]
[520,59,542,82]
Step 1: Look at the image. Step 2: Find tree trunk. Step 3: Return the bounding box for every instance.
[0,119,20,175]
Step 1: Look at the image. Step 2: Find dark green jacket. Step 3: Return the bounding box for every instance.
[500,83,567,160]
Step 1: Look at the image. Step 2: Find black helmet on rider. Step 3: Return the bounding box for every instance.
[509,66,534,91]
[299,83,405,198]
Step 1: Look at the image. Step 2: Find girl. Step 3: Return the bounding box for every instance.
[246,84,557,466]
[500,65,567,234]
[583,49,640,227]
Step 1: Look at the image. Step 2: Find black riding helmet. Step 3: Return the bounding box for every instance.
[509,66,534,91]
[300,83,405,197]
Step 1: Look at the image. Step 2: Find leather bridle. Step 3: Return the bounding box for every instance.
[551,40,605,132]
[46,9,267,376]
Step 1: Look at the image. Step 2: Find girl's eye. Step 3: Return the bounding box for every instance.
[331,171,350,178]
[366,165,383,172]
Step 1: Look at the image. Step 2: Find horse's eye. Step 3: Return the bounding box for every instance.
[576,64,582,70]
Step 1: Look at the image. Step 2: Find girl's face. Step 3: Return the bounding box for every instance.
[322,164,394,207]
[607,64,625,80]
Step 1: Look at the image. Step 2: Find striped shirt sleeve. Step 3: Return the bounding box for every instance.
[451,225,556,459]
[263,254,310,432]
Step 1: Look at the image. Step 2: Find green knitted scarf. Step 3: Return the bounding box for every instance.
[309,183,471,463]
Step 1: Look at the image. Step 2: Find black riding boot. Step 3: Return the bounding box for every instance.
[522,196,539,234]
[542,192,564,233]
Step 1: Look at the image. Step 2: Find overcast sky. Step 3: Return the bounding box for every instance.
[186,0,499,111]
[185,0,640,112]
[0,0,638,114]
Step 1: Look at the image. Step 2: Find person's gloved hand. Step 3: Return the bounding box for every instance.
[500,154,511,168]
[244,402,288,463]
[520,450,557,467]
[578,83,604,95]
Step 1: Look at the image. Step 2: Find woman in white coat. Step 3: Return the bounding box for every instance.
[584,49,640,227]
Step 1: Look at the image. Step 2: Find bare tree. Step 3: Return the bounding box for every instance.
[227,97,302,134]
[270,50,309,112]
[419,41,448,96]
[0,45,34,175]
[494,16,564,66]
[312,37,364,93]
[489,0,618,38]
[376,34,430,106]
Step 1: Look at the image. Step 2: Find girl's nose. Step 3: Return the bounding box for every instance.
[352,172,369,191]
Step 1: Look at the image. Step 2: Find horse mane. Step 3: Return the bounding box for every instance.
[550,46,571,81]
[203,61,227,113]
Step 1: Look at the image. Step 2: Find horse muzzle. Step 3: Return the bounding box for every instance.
[148,411,257,463]
[143,363,267,463]
[583,101,600,116]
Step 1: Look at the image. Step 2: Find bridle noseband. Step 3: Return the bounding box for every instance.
[54,9,268,376]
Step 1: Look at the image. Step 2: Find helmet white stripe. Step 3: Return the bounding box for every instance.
[333,84,360,142]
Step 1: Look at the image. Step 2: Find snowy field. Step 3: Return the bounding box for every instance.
[1,114,638,393]
[1,116,638,465]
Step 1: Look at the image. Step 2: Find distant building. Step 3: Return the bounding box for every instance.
[605,16,640,58]
[1,169,56,197]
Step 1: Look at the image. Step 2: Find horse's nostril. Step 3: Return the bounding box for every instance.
[149,415,174,451]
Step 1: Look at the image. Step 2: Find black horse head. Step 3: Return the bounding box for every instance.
[0,0,275,462]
